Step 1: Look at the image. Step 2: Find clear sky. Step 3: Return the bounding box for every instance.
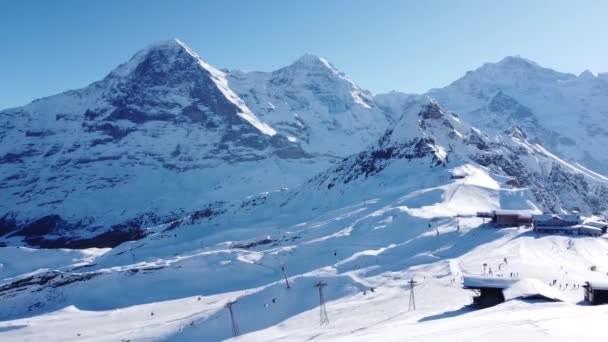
[1,0,607,109]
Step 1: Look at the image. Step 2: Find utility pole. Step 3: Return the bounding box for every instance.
[281,264,291,289]
[226,300,240,338]
[315,281,329,325]
[408,278,417,311]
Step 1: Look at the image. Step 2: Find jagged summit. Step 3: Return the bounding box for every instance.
[290,53,335,70]
[274,53,343,80]
[226,52,383,157]
[100,38,277,136]
[109,38,198,78]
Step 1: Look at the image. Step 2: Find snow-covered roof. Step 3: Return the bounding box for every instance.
[532,214,580,222]
[503,279,567,302]
[462,275,516,289]
[493,209,533,218]
[464,276,569,302]
[586,281,608,291]
[581,220,607,229]
[574,225,604,232]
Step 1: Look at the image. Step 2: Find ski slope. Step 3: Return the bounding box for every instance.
[1,161,607,341]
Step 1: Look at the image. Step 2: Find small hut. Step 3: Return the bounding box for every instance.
[583,281,608,305]
[463,276,565,308]
[462,275,515,307]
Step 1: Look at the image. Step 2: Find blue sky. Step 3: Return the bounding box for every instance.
[1,0,607,109]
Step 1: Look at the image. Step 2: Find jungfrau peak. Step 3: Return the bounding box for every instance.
[427,55,608,174]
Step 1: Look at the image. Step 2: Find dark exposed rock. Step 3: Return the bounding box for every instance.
[73,155,122,164]
[419,102,444,119]
[8,215,70,238]
[1,153,24,164]
[0,213,18,236]
[51,272,101,288]
[232,238,274,249]
[86,122,135,140]
[0,271,61,294]
[25,130,55,137]
[25,227,147,249]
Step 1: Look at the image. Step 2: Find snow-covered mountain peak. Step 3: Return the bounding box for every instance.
[109,38,195,78]
[226,54,387,157]
[291,53,335,70]
[441,56,574,94]
[97,39,277,136]
[496,55,541,68]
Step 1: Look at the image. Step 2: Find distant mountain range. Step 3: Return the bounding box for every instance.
[2,39,607,248]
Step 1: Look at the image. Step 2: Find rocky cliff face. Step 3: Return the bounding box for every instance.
[0,40,327,247]
[309,99,608,214]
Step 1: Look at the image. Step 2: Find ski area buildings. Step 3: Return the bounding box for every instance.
[532,214,581,232]
[476,210,533,227]
[583,281,608,305]
[477,210,607,236]
[462,275,565,308]
[532,214,606,236]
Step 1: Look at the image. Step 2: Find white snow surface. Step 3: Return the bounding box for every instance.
[3,102,608,340]
[3,44,608,342]
[1,162,608,341]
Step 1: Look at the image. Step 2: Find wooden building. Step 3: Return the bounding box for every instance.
[583,281,608,305]
[476,210,533,227]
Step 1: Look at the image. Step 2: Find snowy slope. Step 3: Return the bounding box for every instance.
[2,156,607,341]
[227,54,392,157]
[2,96,608,341]
[426,56,608,174]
